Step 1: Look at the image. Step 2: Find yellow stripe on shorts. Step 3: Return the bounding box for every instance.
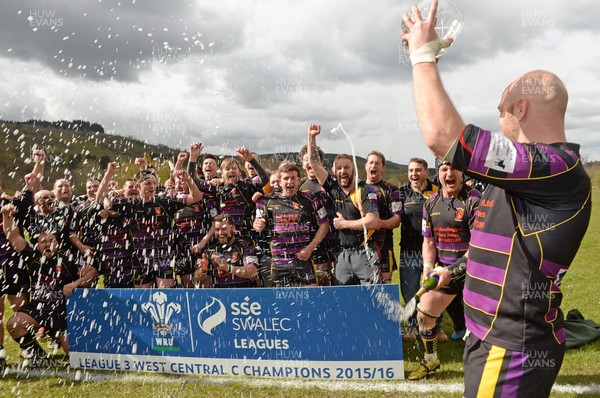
[477,344,506,398]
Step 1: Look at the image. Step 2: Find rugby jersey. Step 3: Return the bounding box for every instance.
[215,181,263,239]
[205,239,258,286]
[173,199,218,259]
[372,180,403,270]
[449,124,591,351]
[322,176,380,248]
[399,180,438,252]
[422,186,481,265]
[112,194,189,269]
[256,192,328,266]
[21,247,79,314]
[299,178,339,260]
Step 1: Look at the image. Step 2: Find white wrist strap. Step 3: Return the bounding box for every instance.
[423,261,435,273]
[410,38,452,67]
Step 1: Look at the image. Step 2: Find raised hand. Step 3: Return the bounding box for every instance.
[236,146,253,162]
[308,123,321,138]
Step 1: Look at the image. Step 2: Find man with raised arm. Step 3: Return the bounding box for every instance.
[402,1,591,395]
[307,124,382,285]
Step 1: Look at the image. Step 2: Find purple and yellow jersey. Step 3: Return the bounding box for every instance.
[449,124,591,351]
[256,192,328,266]
[422,186,481,265]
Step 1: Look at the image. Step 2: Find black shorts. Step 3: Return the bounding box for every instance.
[464,333,564,398]
[271,260,316,287]
[312,247,333,265]
[132,258,175,285]
[19,303,68,337]
[103,268,134,288]
[379,247,398,273]
[1,260,30,296]
[174,255,197,277]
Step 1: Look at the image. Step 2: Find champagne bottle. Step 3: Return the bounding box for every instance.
[411,273,440,300]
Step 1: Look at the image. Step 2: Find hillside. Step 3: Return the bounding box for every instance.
[0,120,179,194]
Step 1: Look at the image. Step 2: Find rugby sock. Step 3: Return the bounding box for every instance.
[16,330,45,355]
[420,325,439,356]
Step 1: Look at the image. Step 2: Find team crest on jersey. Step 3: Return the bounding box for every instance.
[155,207,162,216]
[194,205,201,212]
[455,207,465,221]
[231,252,239,262]
[231,188,237,196]
[292,202,301,209]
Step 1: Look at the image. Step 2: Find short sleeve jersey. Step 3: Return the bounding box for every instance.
[256,192,328,266]
[173,199,218,258]
[299,178,340,253]
[399,181,438,252]
[112,194,188,268]
[215,181,263,238]
[373,180,402,256]
[21,247,79,315]
[449,124,592,351]
[322,176,379,248]
[422,186,481,265]
[206,239,258,285]
[24,201,74,253]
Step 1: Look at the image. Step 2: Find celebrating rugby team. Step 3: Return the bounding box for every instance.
[0,0,592,396]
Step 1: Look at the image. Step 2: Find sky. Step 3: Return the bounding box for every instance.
[1,0,600,166]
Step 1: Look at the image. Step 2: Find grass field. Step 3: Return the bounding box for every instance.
[1,190,599,397]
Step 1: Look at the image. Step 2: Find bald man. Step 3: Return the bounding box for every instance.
[402,2,591,395]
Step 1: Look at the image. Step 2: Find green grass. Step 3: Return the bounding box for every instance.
[2,189,599,397]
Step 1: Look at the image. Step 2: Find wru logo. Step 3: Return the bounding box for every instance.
[197,297,227,335]
[141,292,182,332]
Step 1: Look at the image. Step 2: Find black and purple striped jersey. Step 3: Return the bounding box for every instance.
[23,199,74,254]
[256,192,328,267]
[19,247,79,314]
[173,199,218,258]
[111,194,189,269]
[206,239,258,286]
[299,178,339,261]
[86,201,134,287]
[215,181,263,239]
[449,124,592,351]
[422,186,481,265]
